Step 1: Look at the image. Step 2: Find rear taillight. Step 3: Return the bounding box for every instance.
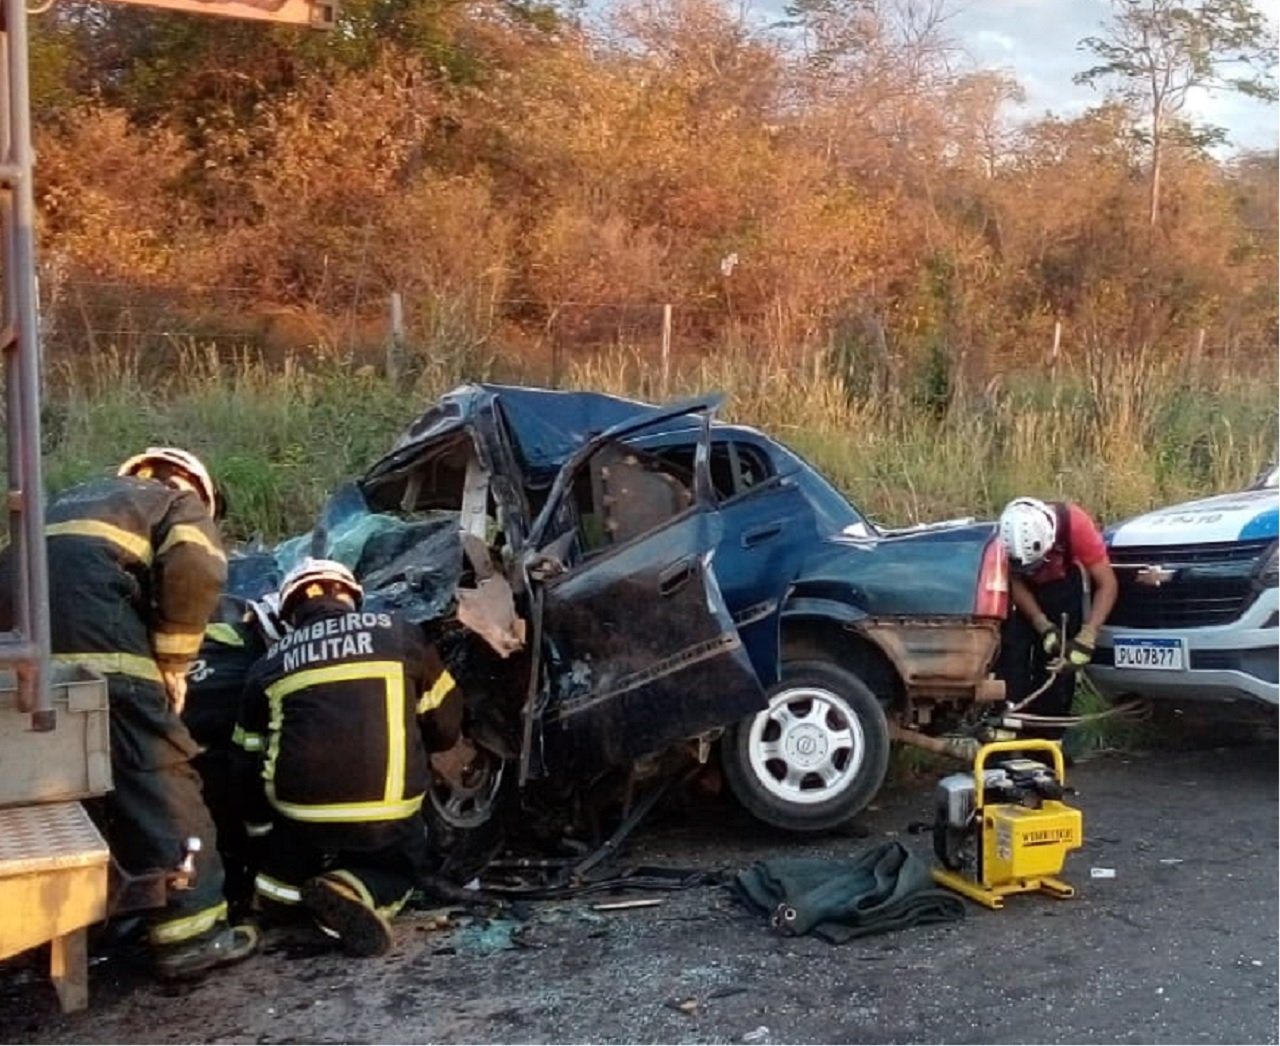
[975,536,1009,618]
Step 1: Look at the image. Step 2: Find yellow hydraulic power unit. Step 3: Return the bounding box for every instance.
[929,739,1082,910]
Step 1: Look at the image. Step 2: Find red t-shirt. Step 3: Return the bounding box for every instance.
[1025,502,1109,586]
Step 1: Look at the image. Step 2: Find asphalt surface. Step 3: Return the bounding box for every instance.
[1,742,1276,1044]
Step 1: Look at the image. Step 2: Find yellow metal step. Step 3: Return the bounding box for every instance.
[0,801,110,1012]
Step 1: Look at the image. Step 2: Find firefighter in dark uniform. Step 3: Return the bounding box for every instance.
[182,593,285,911]
[233,559,463,957]
[24,448,258,977]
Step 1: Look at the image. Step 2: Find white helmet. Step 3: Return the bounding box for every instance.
[119,447,220,516]
[278,558,363,620]
[999,497,1057,570]
[247,592,287,643]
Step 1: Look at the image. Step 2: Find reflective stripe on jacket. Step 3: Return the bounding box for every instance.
[234,605,461,827]
[38,476,226,672]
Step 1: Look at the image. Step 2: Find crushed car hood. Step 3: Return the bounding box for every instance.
[228,386,721,626]
[366,383,681,488]
[226,482,464,624]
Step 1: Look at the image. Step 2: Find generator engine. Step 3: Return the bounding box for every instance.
[928,739,1082,910]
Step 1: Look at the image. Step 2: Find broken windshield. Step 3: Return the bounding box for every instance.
[227,481,463,624]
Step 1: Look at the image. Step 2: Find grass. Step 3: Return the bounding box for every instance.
[565,345,1278,533]
[37,344,515,542]
[11,335,1274,754]
[1064,678,1164,757]
[25,337,1277,545]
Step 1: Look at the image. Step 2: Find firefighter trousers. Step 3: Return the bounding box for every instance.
[997,569,1085,741]
[253,816,425,922]
[93,674,230,949]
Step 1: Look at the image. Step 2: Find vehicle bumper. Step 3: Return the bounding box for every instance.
[1091,588,1279,708]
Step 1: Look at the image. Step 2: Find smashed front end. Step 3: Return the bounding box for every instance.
[223,384,768,874]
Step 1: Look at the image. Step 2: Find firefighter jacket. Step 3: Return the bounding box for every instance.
[233,601,462,830]
[42,475,227,682]
[184,603,271,753]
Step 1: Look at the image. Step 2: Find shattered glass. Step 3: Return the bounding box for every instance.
[227,482,463,625]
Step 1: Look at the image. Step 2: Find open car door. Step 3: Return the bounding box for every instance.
[522,400,767,779]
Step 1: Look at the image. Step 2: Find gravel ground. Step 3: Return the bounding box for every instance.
[2,742,1276,1045]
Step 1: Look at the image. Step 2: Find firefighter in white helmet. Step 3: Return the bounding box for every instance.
[997,497,1118,739]
[232,558,463,957]
[181,591,287,912]
[0,447,257,978]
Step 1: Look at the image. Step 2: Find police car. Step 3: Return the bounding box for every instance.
[1090,466,1279,716]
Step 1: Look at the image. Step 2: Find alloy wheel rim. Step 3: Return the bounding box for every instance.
[746,685,865,806]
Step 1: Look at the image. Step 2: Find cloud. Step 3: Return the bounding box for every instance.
[745,0,1277,150]
[970,29,1016,53]
[953,0,1278,151]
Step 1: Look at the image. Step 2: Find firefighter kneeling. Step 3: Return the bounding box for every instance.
[232,559,462,956]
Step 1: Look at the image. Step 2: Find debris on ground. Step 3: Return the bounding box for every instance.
[2,745,1274,1045]
[447,918,528,956]
[591,899,664,912]
[405,909,456,933]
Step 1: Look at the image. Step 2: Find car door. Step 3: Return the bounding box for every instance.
[701,438,818,685]
[522,402,768,780]
[642,435,818,687]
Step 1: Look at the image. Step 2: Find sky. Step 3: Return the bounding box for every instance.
[727,0,1280,153]
[951,0,1280,153]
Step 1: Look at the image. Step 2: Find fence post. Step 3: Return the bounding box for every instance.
[549,315,561,389]
[1191,327,1205,382]
[660,303,672,400]
[1049,319,1064,410]
[386,291,404,382]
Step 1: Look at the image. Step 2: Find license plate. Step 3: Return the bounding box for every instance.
[1113,637,1185,671]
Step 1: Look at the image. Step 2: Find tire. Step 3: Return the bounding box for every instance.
[421,750,511,883]
[721,659,890,832]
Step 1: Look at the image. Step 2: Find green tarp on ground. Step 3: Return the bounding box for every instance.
[731,841,966,944]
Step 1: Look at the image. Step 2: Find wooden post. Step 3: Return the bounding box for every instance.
[868,315,891,397]
[1049,319,1064,410]
[550,326,561,390]
[50,928,88,1012]
[1191,327,1205,381]
[386,292,404,382]
[660,303,672,400]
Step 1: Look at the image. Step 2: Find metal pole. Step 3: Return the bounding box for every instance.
[3,0,52,727]
[0,39,28,707]
[386,291,403,382]
[660,303,672,401]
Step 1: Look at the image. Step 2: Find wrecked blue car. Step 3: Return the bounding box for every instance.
[219,384,1008,872]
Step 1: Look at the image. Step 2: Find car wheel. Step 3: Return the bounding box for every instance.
[422,749,510,882]
[721,659,890,832]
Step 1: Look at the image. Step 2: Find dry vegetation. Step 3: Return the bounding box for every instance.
[15,0,1280,537]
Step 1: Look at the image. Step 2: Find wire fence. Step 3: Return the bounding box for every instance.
[36,275,1276,395]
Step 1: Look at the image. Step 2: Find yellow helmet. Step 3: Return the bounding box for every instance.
[119,447,220,516]
[278,558,363,620]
